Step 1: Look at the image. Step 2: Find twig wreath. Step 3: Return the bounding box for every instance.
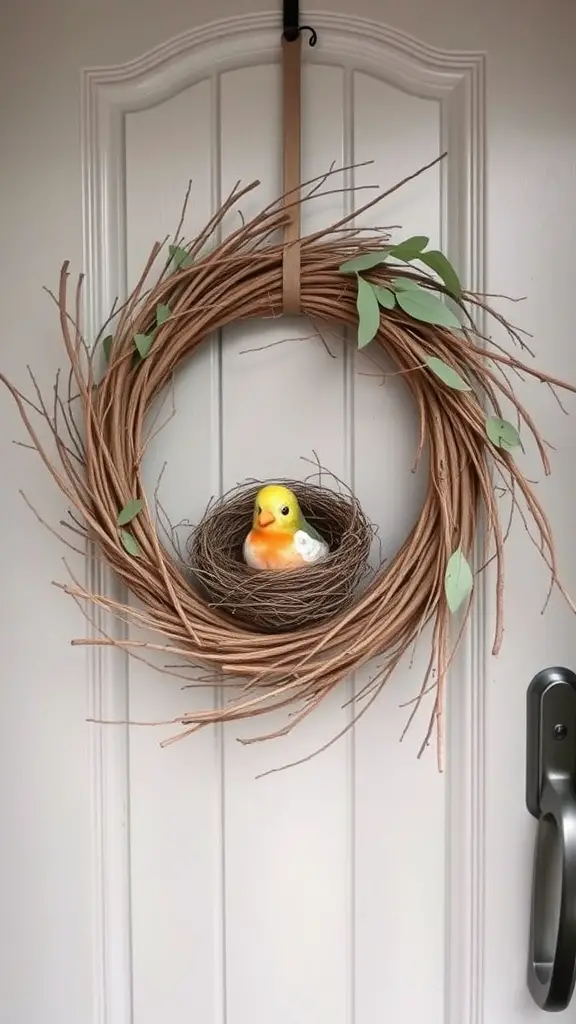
[2,154,576,769]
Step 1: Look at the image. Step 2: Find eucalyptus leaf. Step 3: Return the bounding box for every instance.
[356,275,381,348]
[391,276,422,291]
[102,335,113,362]
[169,244,194,269]
[372,285,396,309]
[117,498,144,527]
[396,287,461,329]
[418,250,462,298]
[388,236,429,260]
[425,356,472,392]
[339,251,389,274]
[119,529,141,557]
[444,548,473,613]
[134,333,154,359]
[156,303,171,325]
[485,416,521,450]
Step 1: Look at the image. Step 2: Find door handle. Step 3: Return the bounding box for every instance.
[526,666,576,1011]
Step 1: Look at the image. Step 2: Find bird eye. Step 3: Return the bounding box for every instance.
[257,505,262,515]
[281,505,290,516]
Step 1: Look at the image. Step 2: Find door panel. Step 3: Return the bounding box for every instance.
[120,37,456,1023]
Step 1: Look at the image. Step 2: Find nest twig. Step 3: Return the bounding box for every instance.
[188,477,374,632]
[2,155,575,769]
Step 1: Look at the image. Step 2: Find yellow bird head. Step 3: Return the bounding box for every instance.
[252,484,302,534]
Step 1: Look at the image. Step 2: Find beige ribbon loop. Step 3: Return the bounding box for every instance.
[281,35,302,315]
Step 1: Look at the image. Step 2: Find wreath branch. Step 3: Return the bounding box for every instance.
[2,157,575,768]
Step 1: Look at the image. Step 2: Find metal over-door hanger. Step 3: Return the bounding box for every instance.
[526,667,576,1011]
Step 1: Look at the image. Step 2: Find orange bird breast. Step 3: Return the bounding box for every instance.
[245,528,305,570]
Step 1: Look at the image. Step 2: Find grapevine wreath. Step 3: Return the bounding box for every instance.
[2,150,576,769]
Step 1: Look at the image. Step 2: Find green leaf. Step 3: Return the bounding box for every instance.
[444,548,473,613]
[388,235,429,260]
[339,251,390,274]
[119,528,141,557]
[356,275,381,348]
[169,244,185,265]
[372,286,396,309]
[418,250,462,298]
[169,244,194,269]
[102,335,113,362]
[485,416,521,451]
[396,286,461,329]
[117,498,144,527]
[425,356,472,392]
[156,303,171,325]
[391,276,422,291]
[134,333,154,359]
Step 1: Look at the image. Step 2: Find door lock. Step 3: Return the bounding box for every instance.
[526,666,576,1011]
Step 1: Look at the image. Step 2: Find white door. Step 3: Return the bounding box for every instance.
[1,3,576,1023]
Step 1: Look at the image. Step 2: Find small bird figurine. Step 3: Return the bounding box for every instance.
[243,484,329,571]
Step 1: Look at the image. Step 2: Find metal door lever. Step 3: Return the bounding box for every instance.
[526,666,576,1011]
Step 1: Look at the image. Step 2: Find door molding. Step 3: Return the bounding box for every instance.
[81,14,486,1024]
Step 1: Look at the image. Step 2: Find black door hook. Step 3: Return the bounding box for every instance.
[526,666,576,1011]
[282,0,317,46]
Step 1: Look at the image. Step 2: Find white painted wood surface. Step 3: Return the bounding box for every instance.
[1,4,576,1024]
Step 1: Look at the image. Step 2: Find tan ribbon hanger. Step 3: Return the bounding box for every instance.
[281,7,317,315]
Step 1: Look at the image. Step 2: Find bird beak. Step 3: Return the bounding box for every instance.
[258,509,275,527]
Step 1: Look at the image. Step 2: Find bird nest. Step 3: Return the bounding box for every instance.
[2,157,575,766]
[188,479,373,632]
